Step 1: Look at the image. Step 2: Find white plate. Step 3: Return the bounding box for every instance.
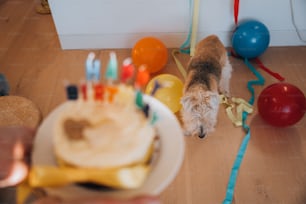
[32,95,185,200]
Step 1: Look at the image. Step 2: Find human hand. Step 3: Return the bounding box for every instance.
[0,126,36,187]
[34,195,160,204]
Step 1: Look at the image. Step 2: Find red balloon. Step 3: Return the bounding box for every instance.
[258,83,306,127]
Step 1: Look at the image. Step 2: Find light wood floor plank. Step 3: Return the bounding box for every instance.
[0,1,305,204]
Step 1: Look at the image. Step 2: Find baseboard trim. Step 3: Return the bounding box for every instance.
[58,30,306,50]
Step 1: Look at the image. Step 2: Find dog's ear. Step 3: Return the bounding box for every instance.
[181,94,197,111]
[181,94,206,114]
[205,92,220,110]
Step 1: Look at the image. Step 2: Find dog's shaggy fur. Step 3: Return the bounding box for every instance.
[180,35,232,138]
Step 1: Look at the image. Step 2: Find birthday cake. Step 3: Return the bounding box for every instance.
[53,84,156,169]
[51,52,158,189]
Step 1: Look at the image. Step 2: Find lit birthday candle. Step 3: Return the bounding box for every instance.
[63,80,78,101]
[86,52,95,81]
[105,52,118,102]
[79,80,87,101]
[135,89,144,109]
[107,86,118,103]
[135,65,150,89]
[105,52,118,83]
[121,58,135,83]
[94,83,104,101]
[93,59,101,81]
[66,84,78,100]
[86,52,101,82]
[133,65,149,111]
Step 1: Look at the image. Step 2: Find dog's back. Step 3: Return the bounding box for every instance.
[185,35,227,93]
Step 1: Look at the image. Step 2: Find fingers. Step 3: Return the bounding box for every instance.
[0,126,36,184]
[0,126,36,157]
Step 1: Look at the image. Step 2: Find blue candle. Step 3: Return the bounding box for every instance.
[86,52,101,81]
[86,52,95,81]
[93,59,101,81]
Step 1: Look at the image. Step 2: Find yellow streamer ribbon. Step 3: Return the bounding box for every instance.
[190,0,200,56]
[172,50,187,79]
[220,95,253,127]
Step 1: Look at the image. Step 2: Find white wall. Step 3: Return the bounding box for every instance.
[49,0,306,49]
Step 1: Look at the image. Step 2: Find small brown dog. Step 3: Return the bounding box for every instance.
[180,35,232,138]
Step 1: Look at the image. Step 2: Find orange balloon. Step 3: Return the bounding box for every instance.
[132,37,168,73]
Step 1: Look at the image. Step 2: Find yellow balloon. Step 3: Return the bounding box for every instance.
[145,74,183,113]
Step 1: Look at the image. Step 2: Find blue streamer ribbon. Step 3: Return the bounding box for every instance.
[179,0,194,54]
[222,58,265,204]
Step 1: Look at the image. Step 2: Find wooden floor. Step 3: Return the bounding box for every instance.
[1,0,306,203]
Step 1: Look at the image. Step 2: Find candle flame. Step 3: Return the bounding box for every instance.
[0,161,28,187]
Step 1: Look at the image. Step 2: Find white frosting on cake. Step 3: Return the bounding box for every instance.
[53,85,155,169]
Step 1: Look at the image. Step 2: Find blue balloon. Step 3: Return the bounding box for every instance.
[232,20,270,59]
